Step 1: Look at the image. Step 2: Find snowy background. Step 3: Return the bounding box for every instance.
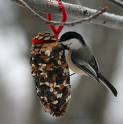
[0,0,123,124]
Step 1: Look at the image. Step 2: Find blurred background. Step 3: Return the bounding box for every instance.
[0,0,123,124]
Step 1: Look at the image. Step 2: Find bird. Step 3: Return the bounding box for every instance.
[59,31,118,97]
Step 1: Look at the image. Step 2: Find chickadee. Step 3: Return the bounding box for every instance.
[60,31,117,97]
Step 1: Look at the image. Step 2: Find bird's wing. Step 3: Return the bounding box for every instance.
[71,54,98,78]
[88,55,100,73]
[71,52,118,97]
[71,49,99,78]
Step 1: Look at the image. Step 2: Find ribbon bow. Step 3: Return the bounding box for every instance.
[47,0,68,38]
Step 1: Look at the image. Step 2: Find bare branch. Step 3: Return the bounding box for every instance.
[64,8,107,26]
[13,0,123,30]
[15,0,51,23]
[14,0,107,26]
[109,0,123,8]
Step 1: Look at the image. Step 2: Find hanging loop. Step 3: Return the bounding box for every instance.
[47,0,68,38]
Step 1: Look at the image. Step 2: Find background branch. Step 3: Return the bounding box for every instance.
[13,0,123,30]
[14,0,107,26]
[109,0,123,8]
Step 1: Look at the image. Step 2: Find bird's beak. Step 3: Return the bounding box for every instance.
[61,43,70,50]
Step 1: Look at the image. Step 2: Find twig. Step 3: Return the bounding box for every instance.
[64,8,107,26]
[13,0,107,26]
[12,0,123,30]
[108,0,123,8]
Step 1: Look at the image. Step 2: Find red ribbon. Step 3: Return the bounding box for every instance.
[32,39,56,45]
[47,0,68,38]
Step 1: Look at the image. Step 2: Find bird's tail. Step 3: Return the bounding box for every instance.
[97,73,118,97]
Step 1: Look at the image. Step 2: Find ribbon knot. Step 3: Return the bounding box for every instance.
[47,0,68,38]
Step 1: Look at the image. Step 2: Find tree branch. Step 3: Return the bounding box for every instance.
[108,0,123,8]
[14,0,107,26]
[13,0,123,30]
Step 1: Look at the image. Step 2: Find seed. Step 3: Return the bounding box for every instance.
[32,73,36,76]
[36,88,40,93]
[41,72,47,78]
[45,82,50,86]
[58,60,61,65]
[63,81,69,86]
[64,68,69,74]
[45,50,50,56]
[38,63,42,66]
[66,95,71,102]
[40,96,43,99]
[49,83,53,87]
[35,35,39,39]
[57,94,63,98]
[50,87,53,92]
[39,67,43,71]
[43,36,50,41]
[42,64,46,67]
[55,85,60,88]
[40,82,43,86]
[54,91,58,95]
[44,97,48,102]
[52,100,58,104]
[38,36,43,40]
[59,51,63,55]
